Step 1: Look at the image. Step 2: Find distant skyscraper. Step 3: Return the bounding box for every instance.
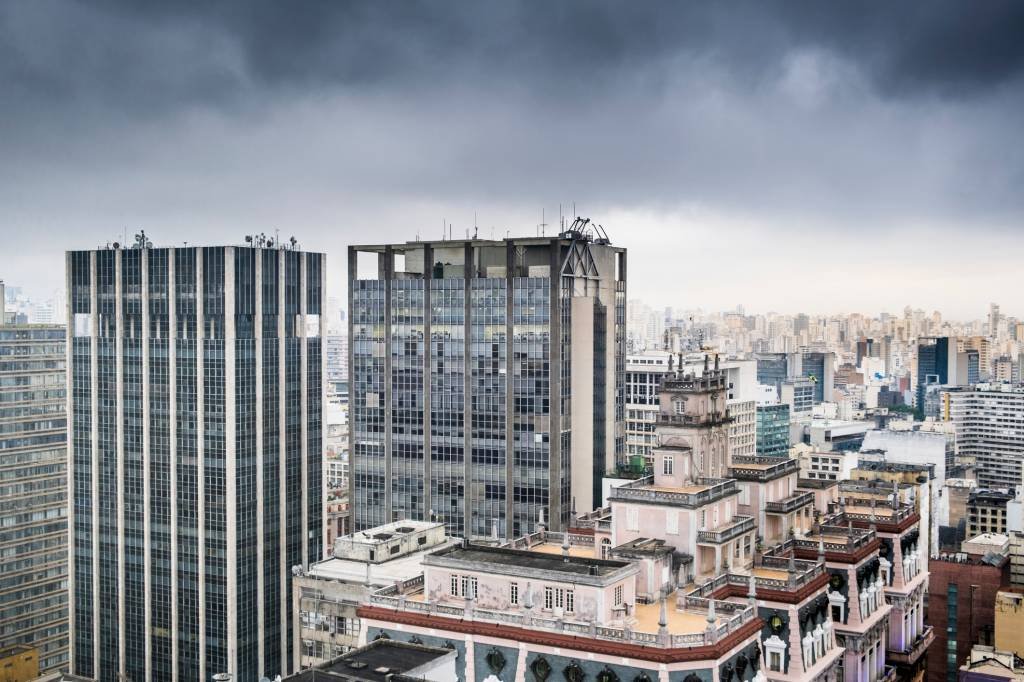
[755,351,797,392]
[915,336,954,409]
[799,350,834,404]
[325,333,349,393]
[0,322,68,673]
[990,302,1002,339]
[67,242,323,682]
[348,227,626,538]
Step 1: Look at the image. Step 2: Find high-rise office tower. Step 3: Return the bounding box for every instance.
[348,226,626,538]
[755,403,791,457]
[915,336,955,409]
[949,385,1024,490]
[67,240,323,682]
[0,321,68,673]
[754,351,799,392]
[799,350,834,403]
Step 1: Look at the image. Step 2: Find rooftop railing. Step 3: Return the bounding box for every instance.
[696,515,755,544]
[834,504,916,526]
[730,456,800,481]
[764,491,815,514]
[368,579,756,649]
[609,476,738,508]
[795,525,876,554]
[656,411,731,428]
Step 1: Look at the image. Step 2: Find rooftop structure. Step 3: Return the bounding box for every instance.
[292,521,459,671]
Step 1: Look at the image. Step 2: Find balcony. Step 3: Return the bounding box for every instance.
[765,491,815,515]
[609,476,739,508]
[887,625,934,666]
[697,515,755,544]
[793,524,876,560]
[690,558,825,597]
[729,455,800,482]
[656,411,732,428]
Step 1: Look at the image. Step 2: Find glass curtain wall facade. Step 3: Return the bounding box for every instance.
[349,236,626,540]
[0,324,68,674]
[68,244,323,682]
[755,404,791,457]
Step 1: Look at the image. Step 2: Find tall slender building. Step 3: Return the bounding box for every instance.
[348,224,626,539]
[0,321,68,673]
[67,238,324,682]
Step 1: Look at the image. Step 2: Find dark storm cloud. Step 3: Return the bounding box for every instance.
[1,0,1024,316]
[5,1,1024,114]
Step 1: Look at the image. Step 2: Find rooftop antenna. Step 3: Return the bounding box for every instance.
[537,208,548,238]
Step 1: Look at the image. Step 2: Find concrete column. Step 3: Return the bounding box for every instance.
[225,249,238,678]
[278,249,288,668]
[65,254,76,673]
[463,635,475,682]
[168,250,178,682]
[513,644,527,682]
[142,249,152,682]
[255,250,265,678]
[90,251,100,675]
[197,251,207,682]
[115,249,126,680]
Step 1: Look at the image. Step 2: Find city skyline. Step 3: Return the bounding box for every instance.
[4,4,1024,681]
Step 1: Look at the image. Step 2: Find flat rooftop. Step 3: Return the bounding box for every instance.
[346,520,444,544]
[648,484,711,494]
[286,640,452,682]
[430,543,630,577]
[308,538,462,584]
[633,596,722,635]
[528,542,597,559]
[752,567,789,581]
[844,504,900,519]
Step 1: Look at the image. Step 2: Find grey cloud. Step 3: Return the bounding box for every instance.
[5,1,1024,115]
[1,1,1023,317]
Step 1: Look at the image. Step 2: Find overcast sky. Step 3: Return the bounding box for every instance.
[1,1,1022,318]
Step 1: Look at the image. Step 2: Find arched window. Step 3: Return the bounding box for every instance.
[601,538,612,559]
